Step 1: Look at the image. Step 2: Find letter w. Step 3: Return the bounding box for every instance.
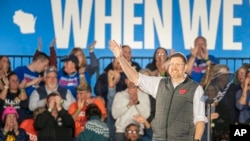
[51,0,93,48]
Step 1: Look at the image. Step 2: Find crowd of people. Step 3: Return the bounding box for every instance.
[0,36,249,141]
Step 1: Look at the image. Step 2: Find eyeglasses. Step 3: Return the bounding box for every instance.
[157,53,165,56]
[127,130,139,134]
[127,85,137,89]
[169,63,184,67]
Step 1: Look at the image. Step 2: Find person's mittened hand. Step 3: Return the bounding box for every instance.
[109,40,123,58]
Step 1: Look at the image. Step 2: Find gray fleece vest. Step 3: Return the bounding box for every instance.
[151,77,199,141]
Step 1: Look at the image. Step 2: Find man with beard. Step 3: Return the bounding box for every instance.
[109,40,206,141]
[29,67,75,111]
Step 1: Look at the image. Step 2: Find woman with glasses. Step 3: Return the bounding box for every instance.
[145,47,169,77]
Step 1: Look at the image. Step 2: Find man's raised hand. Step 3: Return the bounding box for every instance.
[109,40,123,58]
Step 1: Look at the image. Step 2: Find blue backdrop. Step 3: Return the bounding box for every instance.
[0,0,249,58]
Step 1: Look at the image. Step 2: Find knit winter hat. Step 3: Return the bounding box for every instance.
[2,106,19,121]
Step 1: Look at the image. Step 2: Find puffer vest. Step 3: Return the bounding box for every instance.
[151,77,199,141]
[36,86,67,100]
